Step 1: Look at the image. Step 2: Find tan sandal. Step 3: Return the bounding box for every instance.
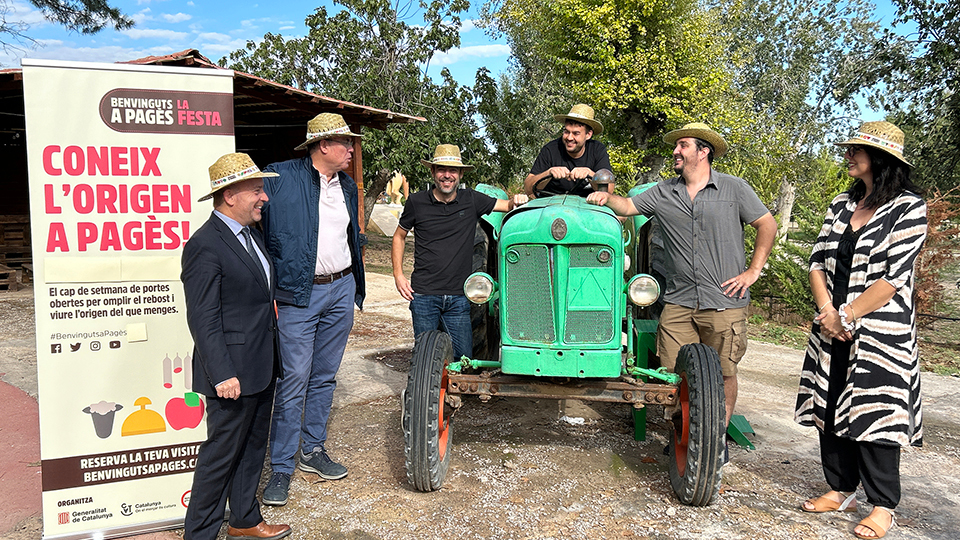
[855,508,895,539]
[801,491,857,513]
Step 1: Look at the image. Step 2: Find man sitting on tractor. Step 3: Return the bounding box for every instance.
[524,104,614,198]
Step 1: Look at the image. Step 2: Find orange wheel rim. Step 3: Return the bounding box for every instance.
[438,368,450,459]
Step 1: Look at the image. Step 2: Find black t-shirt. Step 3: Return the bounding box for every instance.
[529,138,612,196]
[398,187,497,295]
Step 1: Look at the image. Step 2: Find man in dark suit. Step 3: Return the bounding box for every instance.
[181,153,291,540]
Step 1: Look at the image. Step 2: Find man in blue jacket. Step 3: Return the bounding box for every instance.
[259,113,366,506]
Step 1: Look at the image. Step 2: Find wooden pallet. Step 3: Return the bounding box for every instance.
[0,215,31,280]
[0,263,21,291]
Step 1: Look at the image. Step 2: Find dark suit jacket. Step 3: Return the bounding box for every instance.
[181,212,278,397]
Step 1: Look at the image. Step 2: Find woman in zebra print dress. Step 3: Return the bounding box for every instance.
[795,121,927,540]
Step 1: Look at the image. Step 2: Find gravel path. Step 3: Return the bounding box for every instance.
[2,275,959,539]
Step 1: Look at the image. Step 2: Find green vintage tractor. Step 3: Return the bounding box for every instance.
[402,183,726,506]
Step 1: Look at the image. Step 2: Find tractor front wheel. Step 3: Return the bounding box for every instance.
[668,343,725,506]
[403,330,454,491]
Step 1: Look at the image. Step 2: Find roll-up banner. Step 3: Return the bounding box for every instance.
[22,58,235,540]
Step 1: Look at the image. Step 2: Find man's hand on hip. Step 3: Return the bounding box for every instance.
[722,268,761,299]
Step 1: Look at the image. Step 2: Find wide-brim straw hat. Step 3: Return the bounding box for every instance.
[663,122,728,159]
[835,120,912,166]
[294,112,362,151]
[554,104,603,135]
[198,152,278,202]
[420,144,474,170]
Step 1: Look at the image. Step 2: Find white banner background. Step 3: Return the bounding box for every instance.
[23,59,235,540]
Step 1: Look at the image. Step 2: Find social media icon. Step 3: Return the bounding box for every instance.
[70,343,81,352]
[51,344,62,354]
[90,341,101,351]
[109,341,121,349]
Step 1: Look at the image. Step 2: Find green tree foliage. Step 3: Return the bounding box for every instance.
[223,0,484,226]
[749,154,851,318]
[710,0,907,316]
[1,0,132,46]
[884,0,959,193]
[473,67,565,190]
[482,0,730,183]
[710,0,899,226]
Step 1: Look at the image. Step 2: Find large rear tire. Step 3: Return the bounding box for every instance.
[404,330,454,491]
[470,224,499,361]
[668,343,725,506]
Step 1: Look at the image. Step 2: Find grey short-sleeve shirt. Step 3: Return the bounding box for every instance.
[631,170,769,310]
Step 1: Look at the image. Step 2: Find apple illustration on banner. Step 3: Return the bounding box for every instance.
[165,392,205,430]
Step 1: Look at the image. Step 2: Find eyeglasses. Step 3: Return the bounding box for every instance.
[844,145,865,156]
[328,138,354,148]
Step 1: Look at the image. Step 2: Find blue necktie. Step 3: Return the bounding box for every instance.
[240,227,267,283]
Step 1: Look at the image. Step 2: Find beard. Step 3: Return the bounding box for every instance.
[436,180,459,194]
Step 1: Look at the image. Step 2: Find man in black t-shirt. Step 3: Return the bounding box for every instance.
[524,104,613,198]
[392,144,527,359]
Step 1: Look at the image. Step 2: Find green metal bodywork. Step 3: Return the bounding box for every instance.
[453,183,677,440]
[464,186,673,381]
[498,196,624,377]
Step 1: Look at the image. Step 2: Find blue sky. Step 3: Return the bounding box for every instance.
[0,0,512,85]
[1,0,909,125]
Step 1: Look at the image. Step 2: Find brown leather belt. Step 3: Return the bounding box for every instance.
[313,267,352,285]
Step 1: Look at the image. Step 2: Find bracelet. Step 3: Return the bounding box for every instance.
[838,303,856,332]
[818,300,831,312]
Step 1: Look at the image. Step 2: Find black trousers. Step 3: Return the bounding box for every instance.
[819,338,900,509]
[819,430,901,508]
[183,382,275,540]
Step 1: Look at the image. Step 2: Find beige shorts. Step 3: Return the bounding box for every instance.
[657,304,748,377]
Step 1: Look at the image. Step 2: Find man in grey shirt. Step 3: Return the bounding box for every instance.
[587,122,776,431]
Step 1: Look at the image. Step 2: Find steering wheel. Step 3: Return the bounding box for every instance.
[533,174,591,198]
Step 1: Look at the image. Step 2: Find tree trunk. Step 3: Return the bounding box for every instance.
[774,178,796,242]
[362,169,394,230]
[626,111,667,186]
[637,155,666,185]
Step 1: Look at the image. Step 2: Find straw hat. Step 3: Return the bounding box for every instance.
[420,144,474,170]
[294,113,362,151]
[554,104,603,135]
[835,120,911,166]
[198,152,278,202]
[663,122,728,159]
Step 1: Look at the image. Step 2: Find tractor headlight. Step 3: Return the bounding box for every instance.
[626,274,660,306]
[464,272,496,304]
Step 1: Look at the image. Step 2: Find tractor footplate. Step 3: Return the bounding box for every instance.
[447,373,677,407]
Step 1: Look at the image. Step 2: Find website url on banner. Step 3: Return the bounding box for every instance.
[50,330,127,340]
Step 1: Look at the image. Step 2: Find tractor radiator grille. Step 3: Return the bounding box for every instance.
[505,244,555,342]
[569,245,607,267]
[565,245,615,343]
[565,311,614,342]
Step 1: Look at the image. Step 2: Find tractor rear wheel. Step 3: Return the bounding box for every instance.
[403,330,454,491]
[470,224,499,361]
[668,343,725,506]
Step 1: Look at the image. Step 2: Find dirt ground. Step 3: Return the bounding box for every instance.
[3,237,960,539]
